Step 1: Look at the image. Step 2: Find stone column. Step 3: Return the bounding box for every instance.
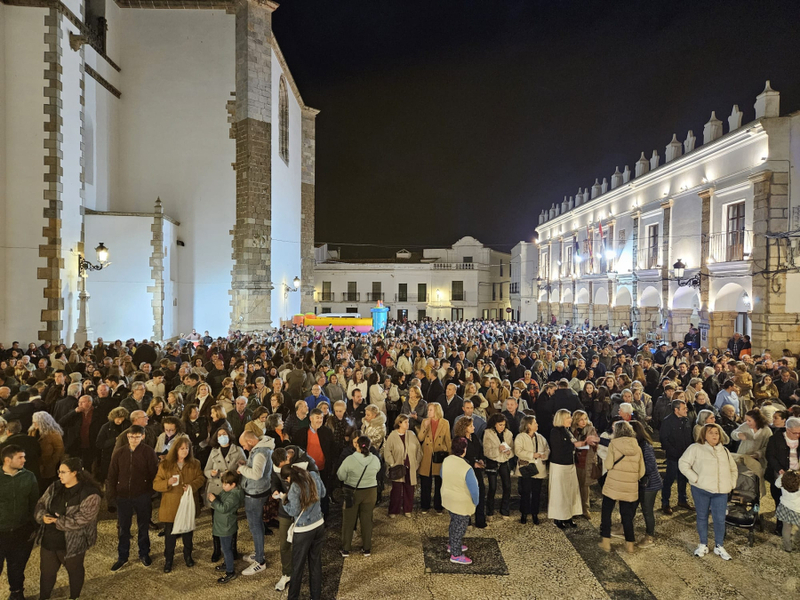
[697,189,713,341]
[749,170,799,352]
[630,215,640,336]
[300,107,318,314]
[660,201,672,339]
[670,309,694,343]
[709,311,739,350]
[230,0,278,332]
[148,198,165,342]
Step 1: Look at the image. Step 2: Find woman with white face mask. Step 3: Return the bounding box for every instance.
[204,427,246,563]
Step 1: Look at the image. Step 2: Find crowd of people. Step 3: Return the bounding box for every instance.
[1,321,800,600]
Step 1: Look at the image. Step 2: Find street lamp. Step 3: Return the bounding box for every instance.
[78,242,111,278]
[76,242,111,345]
[672,258,700,288]
[283,276,301,295]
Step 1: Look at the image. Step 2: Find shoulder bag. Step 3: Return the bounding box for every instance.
[343,462,370,509]
[519,434,540,478]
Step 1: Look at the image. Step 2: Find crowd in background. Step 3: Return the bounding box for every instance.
[2,320,800,600]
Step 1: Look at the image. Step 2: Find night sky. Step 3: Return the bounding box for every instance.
[273,0,800,255]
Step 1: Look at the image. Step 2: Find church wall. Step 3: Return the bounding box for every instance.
[59,14,85,344]
[116,10,235,337]
[1,7,48,343]
[270,53,303,325]
[0,3,6,339]
[84,214,155,341]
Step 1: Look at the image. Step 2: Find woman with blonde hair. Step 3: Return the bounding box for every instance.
[153,435,205,572]
[514,415,549,524]
[570,410,597,519]
[195,382,214,419]
[216,387,235,415]
[462,381,489,419]
[548,409,599,528]
[417,402,451,514]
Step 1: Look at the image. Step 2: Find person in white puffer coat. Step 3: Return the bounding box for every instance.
[679,423,738,561]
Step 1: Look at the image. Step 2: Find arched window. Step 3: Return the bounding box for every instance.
[279,76,289,164]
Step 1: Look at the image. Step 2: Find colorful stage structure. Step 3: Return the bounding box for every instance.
[292,301,389,332]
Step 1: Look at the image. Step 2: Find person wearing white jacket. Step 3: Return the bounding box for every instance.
[514,416,549,524]
[679,423,738,561]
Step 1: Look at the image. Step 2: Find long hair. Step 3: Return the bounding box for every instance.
[280,465,319,511]
[162,434,195,468]
[32,411,64,437]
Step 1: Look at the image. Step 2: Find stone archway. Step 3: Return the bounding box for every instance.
[710,282,751,350]
[671,286,701,343]
[639,286,662,336]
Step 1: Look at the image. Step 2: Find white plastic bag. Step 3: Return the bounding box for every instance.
[171,487,196,534]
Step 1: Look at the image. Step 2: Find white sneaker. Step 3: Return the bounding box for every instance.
[275,575,291,591]
[714,545,732,561]
[242,561,266,576]
[248,553,257,562]
[693,544,709,557]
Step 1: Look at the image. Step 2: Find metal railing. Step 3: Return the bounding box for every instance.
[366,292,384,302]
[451,291,466,301]
[707,230,752,263]
[395,293,429,303]
[432,262,475,270]
[316,291,334,302]
[342,292,360,302]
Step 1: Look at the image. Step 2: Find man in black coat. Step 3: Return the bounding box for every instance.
[765,417,800,535]
[424,370,444,404]
[640,356,660,398]
[659,400,695,514]
[52,382,83,423]
[552,380,582,414]
[0,421,42,489]
[437,383,464,427]
[58,395,103,470]
[2,391,36,433]
[535,383,557,442]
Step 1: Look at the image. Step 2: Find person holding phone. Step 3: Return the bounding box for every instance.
[34,457,101,600]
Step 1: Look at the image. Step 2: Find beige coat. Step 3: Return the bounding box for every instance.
[152,459,205,523]
[383,429,422,486]
[417,418,451,477]
[483,427,514,464]
[513,431,549,479]
[679,439,738,495]
[602,436,645,502]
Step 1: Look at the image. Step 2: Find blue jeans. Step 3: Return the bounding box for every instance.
[219,535,235,574]
[661,459,688,507]
[244,495,268,564]
[691,485,727,546]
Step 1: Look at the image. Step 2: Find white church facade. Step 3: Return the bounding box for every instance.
[0,0,316,344]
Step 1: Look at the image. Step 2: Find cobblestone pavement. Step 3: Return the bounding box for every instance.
[5,475,797,599]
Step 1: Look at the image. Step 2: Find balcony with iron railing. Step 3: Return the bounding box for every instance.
[707,229,753,263]
[366,292,385,302]
[316,291,334,302]
[342,292,360,302]
[395,293,429,303]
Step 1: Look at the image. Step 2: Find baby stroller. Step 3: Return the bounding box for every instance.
[724,457,761,546]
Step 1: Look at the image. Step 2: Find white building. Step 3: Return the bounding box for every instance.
[510,241,538,323]
[313,237,511,322]
[534,82,800,353]
[0,0,316,344]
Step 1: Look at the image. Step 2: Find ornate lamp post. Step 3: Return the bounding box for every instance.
[76,242,111,345]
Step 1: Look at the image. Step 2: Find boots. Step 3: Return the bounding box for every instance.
[211,536,221,563]
[636,535,655,549]
[598,537,612,552]
[625,541,636,554]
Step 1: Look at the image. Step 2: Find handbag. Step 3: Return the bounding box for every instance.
[432,450,449,464]
[286,509,303,543]
[519,433,540,477]
[343,462,370,509]
[387,464,405,480]
[590,456,602,480]
[171,486,196,535]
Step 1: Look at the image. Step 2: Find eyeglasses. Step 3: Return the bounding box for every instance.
[57,469,72,475]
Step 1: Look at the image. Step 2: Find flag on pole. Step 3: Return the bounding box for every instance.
[586,225,594,272]
[598,222,605,266]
